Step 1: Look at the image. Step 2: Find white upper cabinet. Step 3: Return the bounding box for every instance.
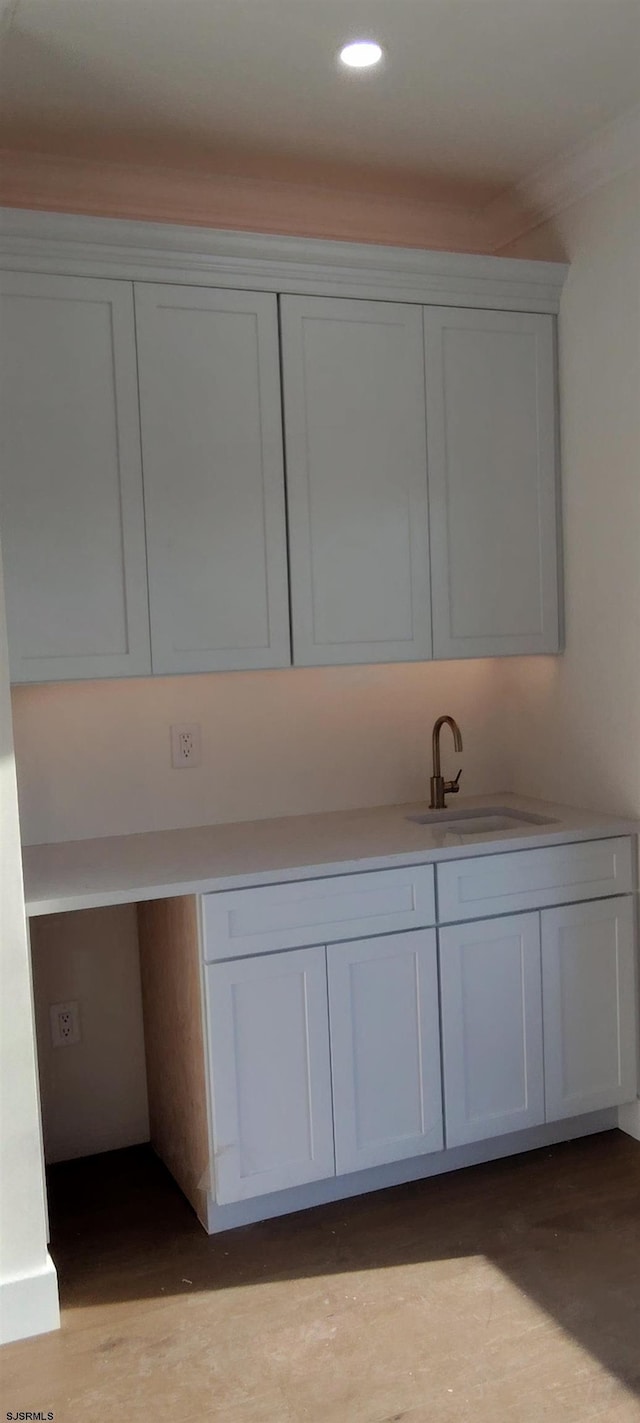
[424,308,560,659]
[0,272,151,683]
[135,284,290,673]
[1,251,564,682]
[280,296,432,666]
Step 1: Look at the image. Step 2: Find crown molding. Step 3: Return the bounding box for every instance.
[523,103,640,217]
[487,104,640,252]
[0,148,495,257]
[1,103,637,262]
[0,205,567,311]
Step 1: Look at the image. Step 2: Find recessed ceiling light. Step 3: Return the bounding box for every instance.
[339,40,383,70]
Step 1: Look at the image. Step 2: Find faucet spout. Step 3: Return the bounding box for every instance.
[430,716,463,809]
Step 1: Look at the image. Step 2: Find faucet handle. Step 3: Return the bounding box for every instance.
[445,769,462,795]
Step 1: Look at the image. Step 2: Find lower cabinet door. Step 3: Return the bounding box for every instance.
[206,947,335,1204]
[542,896,637,1120]
[439,912,545,1147]
[327,930,443,1174]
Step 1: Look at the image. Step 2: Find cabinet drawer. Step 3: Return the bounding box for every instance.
[202,864,436,961]
[437,837,633,924]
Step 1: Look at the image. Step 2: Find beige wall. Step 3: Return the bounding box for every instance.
[501,167,640,818]
[30,906,149,1163]
[13,660,509,846]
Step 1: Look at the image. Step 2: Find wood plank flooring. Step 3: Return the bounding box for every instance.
[2,1130,640,1422]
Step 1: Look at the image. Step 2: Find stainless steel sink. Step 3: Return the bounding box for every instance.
[406,806,557,835]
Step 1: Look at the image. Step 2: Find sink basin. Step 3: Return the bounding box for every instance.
[407,806,558,835]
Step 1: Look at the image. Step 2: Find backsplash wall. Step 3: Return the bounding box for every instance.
[13,660,511,845]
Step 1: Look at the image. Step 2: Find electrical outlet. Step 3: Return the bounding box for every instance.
[50,1001,81,1048]
[171,722,202,768]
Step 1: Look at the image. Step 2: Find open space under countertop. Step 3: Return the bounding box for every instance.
[22,793,638,917]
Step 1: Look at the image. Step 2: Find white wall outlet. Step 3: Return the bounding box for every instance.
[170,722,202,769]
[50,1001,81,1048]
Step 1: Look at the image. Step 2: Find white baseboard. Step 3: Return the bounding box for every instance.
[618,1099,640,1142]
[0,1255,60,1345]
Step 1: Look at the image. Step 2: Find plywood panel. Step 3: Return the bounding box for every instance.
[138,897,210,1223]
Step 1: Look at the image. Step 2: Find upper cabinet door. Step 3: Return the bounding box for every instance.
[424,308,560,659]
[280,296,432,666]
[0,273,151,683]
[135,285,290,674]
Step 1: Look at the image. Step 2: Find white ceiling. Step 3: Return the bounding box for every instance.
[1,0,639,198]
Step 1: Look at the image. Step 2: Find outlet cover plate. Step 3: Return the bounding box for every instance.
[171,722,202,768]
[50,1000,81,1048]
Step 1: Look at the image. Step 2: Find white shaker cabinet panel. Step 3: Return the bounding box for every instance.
[135,285,290,673]
[436,837,633,924]
[202,863,436,961]
[280,296,432,665]
[424,308,560,659]
[542,896,637,1120]
[0,272,151,682]
[439,913,545,1146]
[205,947,335,1203]
[328,930,443,1174]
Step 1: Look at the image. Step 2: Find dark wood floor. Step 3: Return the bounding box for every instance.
[3,1130,640,1421]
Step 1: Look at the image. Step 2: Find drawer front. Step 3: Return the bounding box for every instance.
[202,864,436,961]
[437,837,633,924]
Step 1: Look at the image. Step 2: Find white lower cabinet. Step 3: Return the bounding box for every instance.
[207,929,443,1205]
[327,930,443,1174]
[201,844,637,1216]
[439,912,545,1147]
[542,896,637,1120]
[206,946,335,1204]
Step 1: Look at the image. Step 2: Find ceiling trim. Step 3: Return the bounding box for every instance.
[487,104,640,251]
[0,206,567,311]
[524,103,640,216]
[0,147,497,257]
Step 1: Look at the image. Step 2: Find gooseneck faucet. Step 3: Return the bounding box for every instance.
[430,715,463,809]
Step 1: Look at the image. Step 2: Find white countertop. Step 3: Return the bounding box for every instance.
[22,793,638,917]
